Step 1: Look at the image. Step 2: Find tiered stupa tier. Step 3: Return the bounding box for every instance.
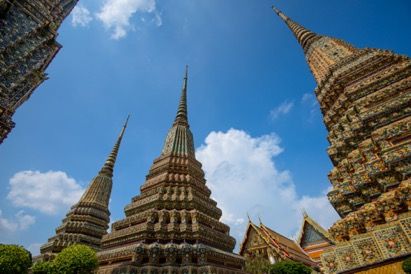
[97,67,245,274]
[273,6,411,274]
[0,0,78,144]
[40,117,129,258]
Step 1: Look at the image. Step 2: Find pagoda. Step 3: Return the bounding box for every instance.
[0,0,78,144]
[97,67,245,274]
[272,6,411,273]
[40,117,129,258]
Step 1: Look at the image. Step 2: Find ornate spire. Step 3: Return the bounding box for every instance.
[98,66,244,274]
[99,115,130,177]
[173,65,189,127]
[272,5,357,83]
[40,117,129,255]
[272,6,321,53]
[161,66,195,157]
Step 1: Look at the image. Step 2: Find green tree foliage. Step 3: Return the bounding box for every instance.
[0,244,32,274]
[268,260,311,274]
[245,255,271,274]
[53,244,98,274]
[32,261,55,274]
[403,257,411,274]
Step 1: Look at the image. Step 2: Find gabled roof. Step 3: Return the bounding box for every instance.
[296,212,334,248]
[239,220,316,267]
[239,220,255,255]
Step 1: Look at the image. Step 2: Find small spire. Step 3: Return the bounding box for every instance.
[173,66,189,127]
[99,115,130,176]
[258,215,263,225]
[302,208,308,218]
[247,213,251,222]
[271,5,320,53]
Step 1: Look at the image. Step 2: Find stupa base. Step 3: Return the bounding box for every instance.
[97,243,246,274]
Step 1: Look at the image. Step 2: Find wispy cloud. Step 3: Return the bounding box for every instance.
[7,170,84,215]
[153,11,162,27]
[0,210,35,232]
[96,0,160,39]
[301,93,319,122]
[270,100,294,120]
[196,129,339,245]
[71,4,93,27]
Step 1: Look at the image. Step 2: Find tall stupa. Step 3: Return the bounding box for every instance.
[272,6,411,274]
[97,67,246,274]
[40,117,129,258]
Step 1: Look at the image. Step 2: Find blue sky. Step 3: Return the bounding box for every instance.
[0,0,410,255]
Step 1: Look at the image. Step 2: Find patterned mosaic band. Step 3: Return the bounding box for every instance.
[321,212,411,273]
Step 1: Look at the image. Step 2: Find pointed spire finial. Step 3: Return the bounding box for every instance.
[173,66,189,127]
[100,115,130,176]
[271,5,288,21]
[258,215,263,225]
[271,5,320,53]
[120,114,130,136]
[184,65,188,89]
[247,213,251,222]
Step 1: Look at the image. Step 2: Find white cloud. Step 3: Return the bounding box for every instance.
[71,5,93,27]
[96,0,160,39]
[7,171,84,215]
[0,210,18,232]
[297,189,337,229]
[0,210,35,232]
[196,129,339,246]
[15,211,36,230]
[270,100,294,120]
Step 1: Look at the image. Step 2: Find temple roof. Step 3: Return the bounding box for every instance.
[296,212,334,248]
[239,219,316,267]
